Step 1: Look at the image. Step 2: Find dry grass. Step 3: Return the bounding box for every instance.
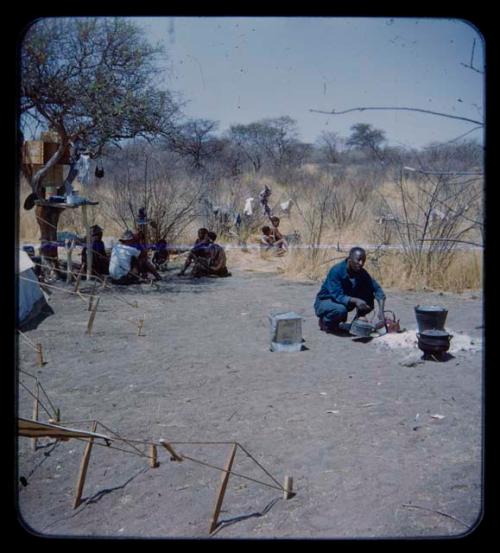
[18,172,483,292]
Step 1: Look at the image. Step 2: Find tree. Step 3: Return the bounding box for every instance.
[228,116,306,179]
[316,130,342,164]
[346,123,386,158]
[20,17,180,196]
[167,118,223,170]
[228,122,266,173]
[19,17,180,274]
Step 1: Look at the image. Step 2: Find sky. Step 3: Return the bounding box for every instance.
[133,16,485,150]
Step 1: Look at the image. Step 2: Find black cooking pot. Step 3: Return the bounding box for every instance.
[417,329,453,354]
[414,305,448,332]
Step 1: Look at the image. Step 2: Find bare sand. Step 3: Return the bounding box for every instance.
[16,252,484,539]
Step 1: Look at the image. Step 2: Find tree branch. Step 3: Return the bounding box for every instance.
[418,238,482,247]
[309,106,483,126]
[403,167,483,177]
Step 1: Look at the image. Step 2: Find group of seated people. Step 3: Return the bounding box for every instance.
[80,225,231,284]
[81,225,162,285]
[76,215,291,284]
[260,216,288,256]
[178,228,231,278]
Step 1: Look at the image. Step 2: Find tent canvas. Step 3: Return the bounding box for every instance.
[17,249,53,329]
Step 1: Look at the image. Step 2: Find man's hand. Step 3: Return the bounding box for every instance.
[353,298,369,311]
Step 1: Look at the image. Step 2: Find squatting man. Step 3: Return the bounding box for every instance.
[314,247,386,333]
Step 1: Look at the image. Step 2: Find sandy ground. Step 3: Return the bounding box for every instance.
[16,251,484,540]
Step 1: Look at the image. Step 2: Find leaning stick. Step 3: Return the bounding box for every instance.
[73,421,98,509]
[32,381,39,451]
[209,443,237,534]
[86,296,100,335]
[158,439,183,462]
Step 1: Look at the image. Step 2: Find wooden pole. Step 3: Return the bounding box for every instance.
[149,445,159,468]
[283,475,294,499]
[36,343,45,367]
[86,296,100,335]
[73,421,97,509]
[209,443,237,535]
[81,204,93,281]
[31,381,39,452]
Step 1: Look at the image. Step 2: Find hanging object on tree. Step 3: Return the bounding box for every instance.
[95,160,104,179]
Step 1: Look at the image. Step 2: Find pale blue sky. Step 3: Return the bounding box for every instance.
[136,17,485,149]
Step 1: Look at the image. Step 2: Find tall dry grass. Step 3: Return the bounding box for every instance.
[18,169,483,292]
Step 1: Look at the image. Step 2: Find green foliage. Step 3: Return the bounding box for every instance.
[20,17,179,154]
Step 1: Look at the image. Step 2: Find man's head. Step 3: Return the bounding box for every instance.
[198,228,209,240]
[347,247,367,273]
[90,225,103,239]
[262,225,271,235]
[207,231,217,242]
[119,230,135,244]
[270,216,280,226]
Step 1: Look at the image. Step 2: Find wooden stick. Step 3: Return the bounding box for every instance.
[209,443,237,534]
[88,280,97,311]
[137,315,145,337]
[73,421,97,509]
[149,445,159,468]
[158,439,183,462]
[86,296,100,335]
[283,475,294,499]
[32,381,39,452]
[73,265,84,293]
[65,239,75,284]
[36,343,45,367]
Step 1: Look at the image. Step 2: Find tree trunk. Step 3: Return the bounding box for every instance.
[35,205,62,274]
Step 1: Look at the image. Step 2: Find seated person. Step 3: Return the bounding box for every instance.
[108,230,143,285]
[81,225,109,277]
[152,239,170,270]
[132,230,161,281]
[191,231,231,278]
[314,247,386,333]
[208,231,231,277]
[178,228,210,276]
[260,225,286,257]
[269,216,288,252]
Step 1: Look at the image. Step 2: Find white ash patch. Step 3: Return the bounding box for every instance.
[375,329,482,354]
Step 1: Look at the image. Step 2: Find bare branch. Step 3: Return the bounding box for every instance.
[403,167,483,177]
[418,238,483,248]
[309,106,483,127]
[460,38,484,74]
[460,62,484,75]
